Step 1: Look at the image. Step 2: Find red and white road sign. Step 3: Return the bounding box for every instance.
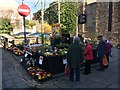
[18,4,30,17]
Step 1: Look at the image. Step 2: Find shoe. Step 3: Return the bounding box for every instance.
[83,72,89,75]
[105,65,108,69]
[88,72,91,74]
[97,69,105,71]
[69,80,74,82]
[110,55,112,57]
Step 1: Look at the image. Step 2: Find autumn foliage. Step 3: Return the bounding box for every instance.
[44,22,52,34]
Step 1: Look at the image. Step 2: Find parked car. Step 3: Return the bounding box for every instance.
[43,33,50,38]
[29,33,50,38]
[14,32,31,38]
[29,32,42,37]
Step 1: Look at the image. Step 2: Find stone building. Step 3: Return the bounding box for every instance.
[78,2,120,46]
[0,0,23,29]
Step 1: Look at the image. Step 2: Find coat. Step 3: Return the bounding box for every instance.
[97,39,106,58]
[83,44,93,60]
[67,43,84,68]
[105,42,112,55]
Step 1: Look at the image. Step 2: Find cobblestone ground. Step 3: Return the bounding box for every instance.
[1,45,119,89]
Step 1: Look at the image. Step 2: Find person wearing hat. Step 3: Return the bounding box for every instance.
[97,35,106,71]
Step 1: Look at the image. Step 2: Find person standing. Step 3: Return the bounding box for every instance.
[67,37,84,83]
[83,40,93,75]
[97,35,106,71]
[105,40,112,62]
[50,35,55,50]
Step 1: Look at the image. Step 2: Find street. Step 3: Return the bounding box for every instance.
[1,45,119,88]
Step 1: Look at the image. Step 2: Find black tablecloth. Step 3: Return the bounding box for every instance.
[39,55,65,74]
[22,49,98,74]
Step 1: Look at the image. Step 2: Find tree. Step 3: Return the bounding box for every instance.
[0,18,13,30]
[25,19,30,29]
[33,10,41,22]
[45,2,58,25]
[44,22,52,33]
[25,19,37,29]
[33,2,78,34]
[60,2,77,34]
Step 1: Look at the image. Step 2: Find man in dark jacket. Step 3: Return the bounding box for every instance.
[97,35,106,71]
[67,37,84,83]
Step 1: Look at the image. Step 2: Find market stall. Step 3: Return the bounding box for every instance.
[22,43,98,73]
[39,54,66,74]
[21,44,67,75]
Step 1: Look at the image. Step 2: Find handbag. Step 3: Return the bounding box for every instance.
[102,55,108,66]
[64,64,70,77]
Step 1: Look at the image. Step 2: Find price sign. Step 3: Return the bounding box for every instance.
[63,58,67,64]
[39,56,43,65]
[25,53,28,57]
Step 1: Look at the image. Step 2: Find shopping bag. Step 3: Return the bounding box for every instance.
[64,64,70,77]
[102,55,108,66]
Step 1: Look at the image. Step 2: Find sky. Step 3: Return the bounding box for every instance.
[16,0,54,19]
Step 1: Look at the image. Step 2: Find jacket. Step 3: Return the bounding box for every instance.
[105,42,112,55]
[67,43,84,68]
[97,39,106,58]
[83,44,93,60]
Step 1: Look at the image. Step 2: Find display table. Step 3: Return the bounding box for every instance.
[22,44,98,75]
[22,49,98,74]
[40,55,65,74]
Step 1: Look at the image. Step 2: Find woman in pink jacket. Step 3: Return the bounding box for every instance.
[83,40,93,75]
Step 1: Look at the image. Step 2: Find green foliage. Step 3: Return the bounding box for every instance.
[60,2,77,34]
[29,22,36,27]
[0,18,13,33]
[45,2,58,25]
[25,19,36,29]
[25,19,29,25]
[34,2,78,34]
[0,30,9,34]
[33,10,41,21]
[90,40,98,49]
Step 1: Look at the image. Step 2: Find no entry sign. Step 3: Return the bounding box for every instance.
[18,4,30,17]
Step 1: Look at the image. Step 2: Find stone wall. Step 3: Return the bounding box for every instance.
[110,2,120,46]
[78,2,120,46]
[96,2,109,33]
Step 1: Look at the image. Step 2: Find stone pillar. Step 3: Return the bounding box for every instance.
[111,2,120,46]
[96,2,109,35]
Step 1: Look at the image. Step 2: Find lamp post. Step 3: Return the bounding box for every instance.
[82,0,86,33]
[58,0,60,24]
[76,0,79,37]
[41,0,44,44]
[108,2,112,32]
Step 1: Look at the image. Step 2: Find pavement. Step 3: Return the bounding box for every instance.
[1,44,119,89]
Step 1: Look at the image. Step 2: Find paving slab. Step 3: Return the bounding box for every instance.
[1,47,119,89]
[13,78,24,83]
[37,83,59,88]
[15,82,28,88]
[73,83,88,88]
[4,80,14,88]
[108,83,118,88]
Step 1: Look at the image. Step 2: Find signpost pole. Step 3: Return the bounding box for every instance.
[18,3,30,46]
[23,16,27,45]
